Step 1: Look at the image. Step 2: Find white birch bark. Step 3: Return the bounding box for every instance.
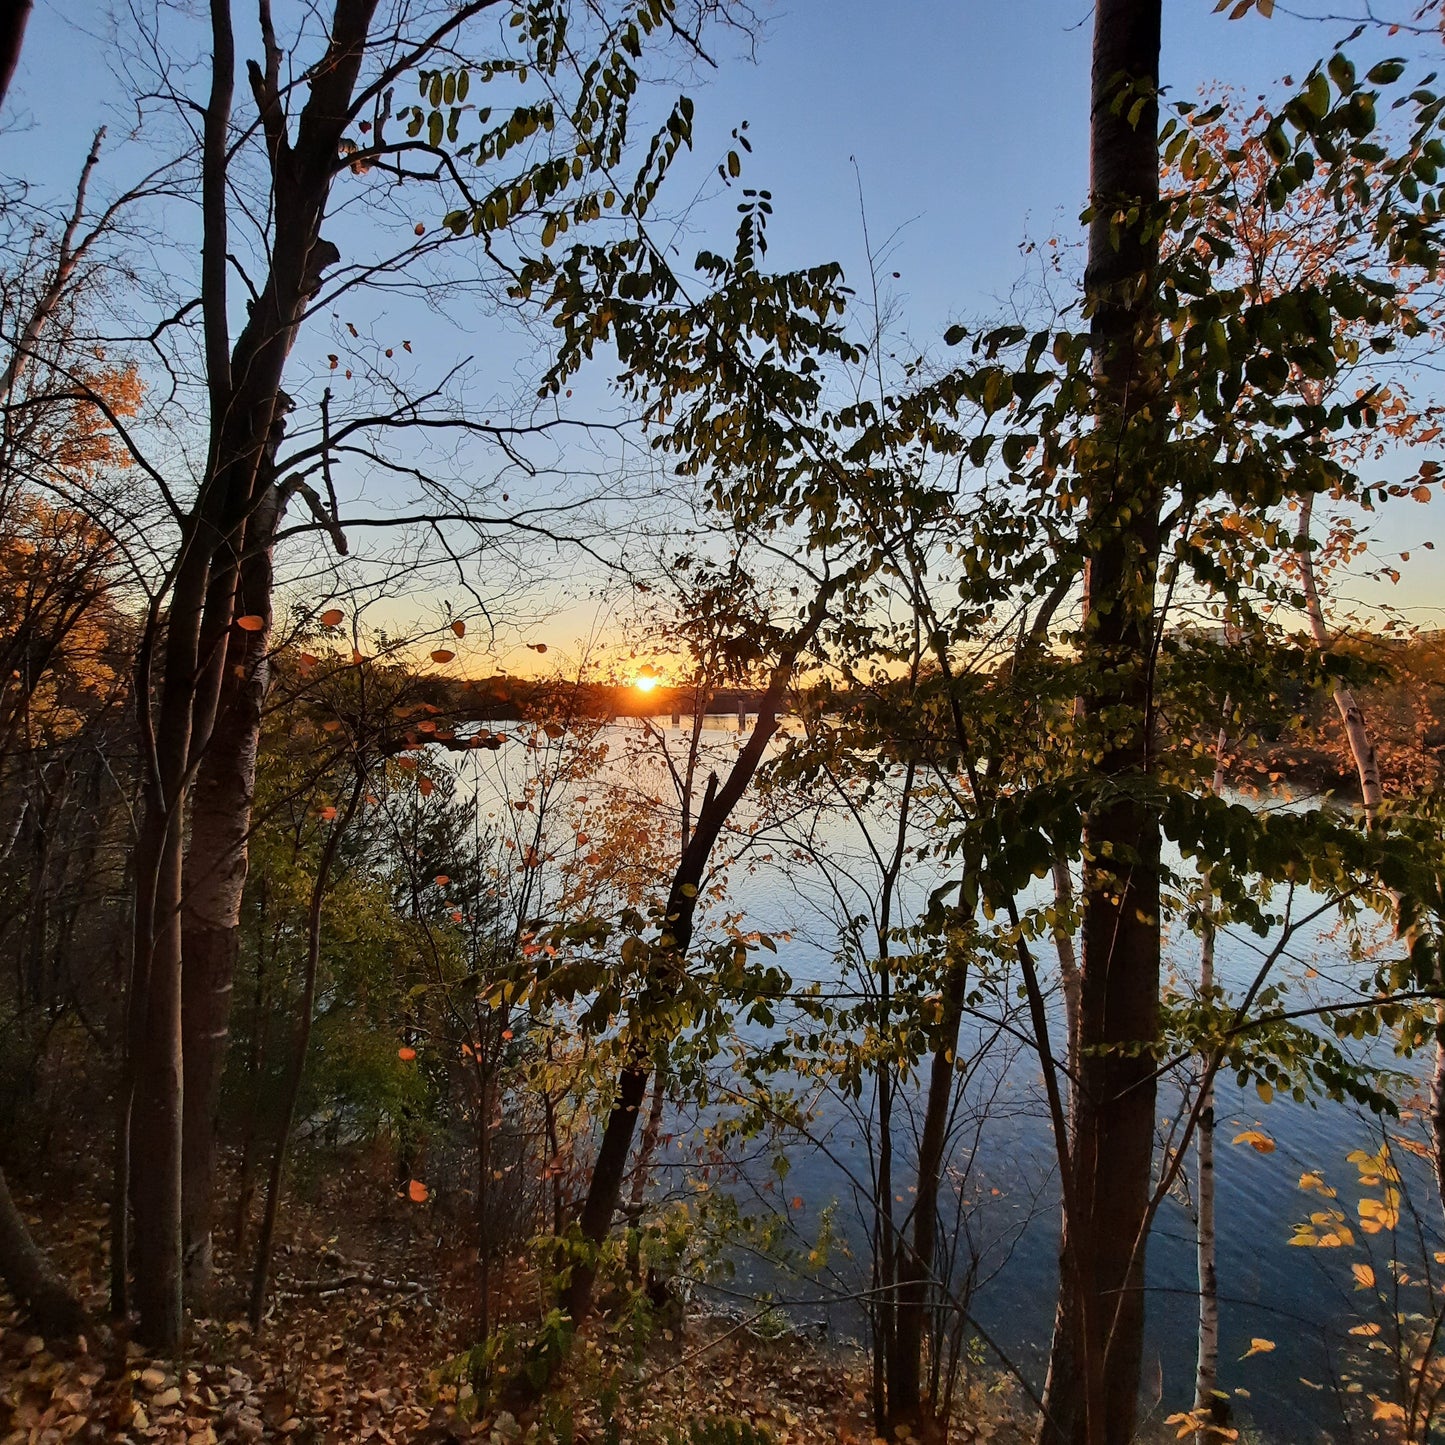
[1194,716,1229,1442]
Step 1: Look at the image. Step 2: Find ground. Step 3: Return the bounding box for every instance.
[0,1162,1034,1444]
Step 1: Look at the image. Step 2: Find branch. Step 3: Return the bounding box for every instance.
[202,0,236,417]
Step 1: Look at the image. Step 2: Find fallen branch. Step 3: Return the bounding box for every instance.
[274,1272,427,1300]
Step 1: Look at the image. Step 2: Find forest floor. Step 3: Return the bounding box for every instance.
[0,1158,1036,1444]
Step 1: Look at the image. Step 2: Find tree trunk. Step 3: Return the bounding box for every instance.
[1296,492,1381,819]
[129,779,190,1349]
[1039,4,1163,1443]
[0,1168,86,1338]
[248,771,364,1330]
[624,1061,669,1286]
[1194,719,1229,1442]
[124,0,379,1346]
[562,608,827,1328]
[180,455,283,1305]
[871,980,897,1433]
[888,955,967,1442]
[0,0,32,114]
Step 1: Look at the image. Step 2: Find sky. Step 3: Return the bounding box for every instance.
[6,0,1443,648]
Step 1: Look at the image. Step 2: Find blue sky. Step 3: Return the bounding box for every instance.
[7,1,1442,631]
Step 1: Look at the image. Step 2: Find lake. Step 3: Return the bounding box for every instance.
[457,714,1438,1442]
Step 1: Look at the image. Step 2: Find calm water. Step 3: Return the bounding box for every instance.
[458,716,1439,1441]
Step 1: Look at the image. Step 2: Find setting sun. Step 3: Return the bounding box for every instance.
[633,674,658,693]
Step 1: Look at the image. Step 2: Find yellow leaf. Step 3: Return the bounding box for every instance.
[1352,1262,1375,1290]
[1349,1322,1381,1337]
[1359,1195,1400,1233]
[1241,1338,1275,1359]
[1372,1398,1407,1422]
[1232,1129,1276,1154]
[1256,1081,1273,1104]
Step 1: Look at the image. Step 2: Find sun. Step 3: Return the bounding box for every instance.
[633,674,658,693]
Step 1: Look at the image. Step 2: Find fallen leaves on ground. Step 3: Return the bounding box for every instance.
[0,1164,1030,1444]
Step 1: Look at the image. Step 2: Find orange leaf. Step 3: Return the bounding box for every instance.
[528,642,548,654]
[450,910,463,923]
[451,619,466,638]
[407,1180,429,1203]
[299,652,319,667]
[431,649,455,664]
[419,777,435,796]
[236,614,266,632]
[502,1028,514,1041]
[320,607,344,627]
[435,874,450,886]
[318,805,338,821]
[398,1046,417,1061]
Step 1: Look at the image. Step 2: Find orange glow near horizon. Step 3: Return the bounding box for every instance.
[633,674,659,693]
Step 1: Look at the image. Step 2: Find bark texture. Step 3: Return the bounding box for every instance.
[1039,4,1164,1442]
[180,442,283,1303]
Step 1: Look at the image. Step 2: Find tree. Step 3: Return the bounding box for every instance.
[0,0,31,116]
[1036,7,1164,1442]
[76,0,750,1343]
